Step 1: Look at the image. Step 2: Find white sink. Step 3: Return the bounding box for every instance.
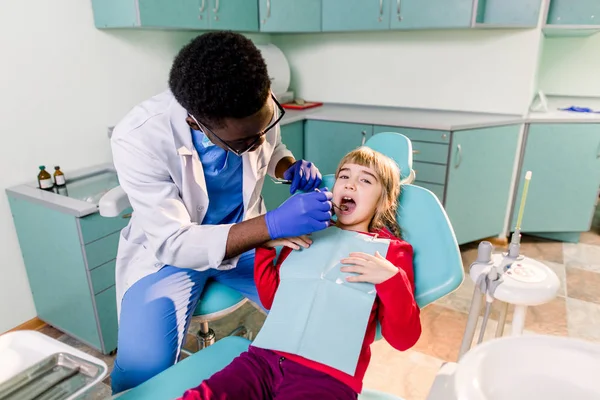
[453,335,600,400]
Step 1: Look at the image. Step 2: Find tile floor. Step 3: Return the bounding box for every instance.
[38,204,600,400]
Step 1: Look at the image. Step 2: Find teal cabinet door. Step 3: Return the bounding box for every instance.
[304,120,373,175]
[391,0,473,29]
[476,0,542,26]
[444,125,520,245]
[91,0,139,28]
[322,0,391,31]
[138,0,209,29]
[512,124,600,233]
[547,0,600,25]
[259,0,322,32]
[209,0,259,31]
[261,122,305,210]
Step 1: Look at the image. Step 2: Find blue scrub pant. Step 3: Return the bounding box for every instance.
[110,250,260,394]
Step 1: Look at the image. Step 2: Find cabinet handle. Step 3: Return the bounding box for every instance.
[454,144,462,168]
[597,140,600,159]
[213,0,219,13]
[470,0,479,27]
[378,0,383,22]
[267,0,271,18]
[200,0,205,12]
[412,149,420,154]
[361,130,367,146]
[397,0,402,21]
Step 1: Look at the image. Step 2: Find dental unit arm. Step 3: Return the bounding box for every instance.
[458,171,533,359]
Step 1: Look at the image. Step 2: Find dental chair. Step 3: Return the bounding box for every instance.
[98,195,250,354]
[111,132,464,400]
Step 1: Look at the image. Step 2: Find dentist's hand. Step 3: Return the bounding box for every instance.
[283,160,322,194]
[265,188,332,239]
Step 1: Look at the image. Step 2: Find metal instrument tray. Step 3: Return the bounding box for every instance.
[0,352,107,400]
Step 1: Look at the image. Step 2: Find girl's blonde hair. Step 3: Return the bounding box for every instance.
[335,146,402,238]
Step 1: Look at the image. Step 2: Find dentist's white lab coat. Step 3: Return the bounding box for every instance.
[110,90,292,312]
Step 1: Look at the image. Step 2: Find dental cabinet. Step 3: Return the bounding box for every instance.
[510,123,600,242]
[91,0,542,32]
[6,165,128,355]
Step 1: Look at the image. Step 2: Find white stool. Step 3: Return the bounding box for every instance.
[458,242,560,359]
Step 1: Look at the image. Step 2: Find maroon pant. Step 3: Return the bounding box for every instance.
[180,346,357,400]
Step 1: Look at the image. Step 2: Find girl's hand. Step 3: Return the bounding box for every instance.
[263,235,313,251]
[340,251,398,284]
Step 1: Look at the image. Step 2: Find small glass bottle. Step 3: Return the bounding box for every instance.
[54,166,66,187]
[37,166,54,191]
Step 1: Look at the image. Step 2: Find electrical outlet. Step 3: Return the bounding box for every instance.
[107,126,114,139]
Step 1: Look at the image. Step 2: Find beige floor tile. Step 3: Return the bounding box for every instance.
[519,236,564,264]
[364,340,445,400]
[564,243,600,273]
[412,304,469,363]
[580,231,600,246]
[567,298,600,342]
[567,266,600,304]
[38,324,64,339]
[524,296,569,337]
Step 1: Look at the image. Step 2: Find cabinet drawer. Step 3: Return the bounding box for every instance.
[84,232,120,269]
[413,162,447,185]
[95,285,118,354]
[90,260,116,294]
[414,181,445,202]
[374,126,450,144]
[79,207,132,244]
[412,142,449,164]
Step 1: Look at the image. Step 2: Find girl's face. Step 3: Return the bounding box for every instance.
[332,163,384,232]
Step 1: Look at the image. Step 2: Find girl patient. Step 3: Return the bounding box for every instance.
[179,147,422,400]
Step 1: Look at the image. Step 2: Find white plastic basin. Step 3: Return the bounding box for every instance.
[453,335,600,400]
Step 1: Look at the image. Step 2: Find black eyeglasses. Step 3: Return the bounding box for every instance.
[190,94,286,156]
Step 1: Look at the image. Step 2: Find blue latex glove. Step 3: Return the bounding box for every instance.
[265,188,333,239]
[283,160,322,194]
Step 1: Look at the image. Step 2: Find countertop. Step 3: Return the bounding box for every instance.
[6,163,117,218]
[279,103,524,131]
[279,101,600,130]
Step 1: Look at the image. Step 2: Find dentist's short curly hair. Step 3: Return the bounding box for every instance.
[168,31,270,128]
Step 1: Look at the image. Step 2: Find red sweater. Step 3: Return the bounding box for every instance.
[254,228,422,394]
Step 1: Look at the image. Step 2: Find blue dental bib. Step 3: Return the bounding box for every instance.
[252,226,391,375]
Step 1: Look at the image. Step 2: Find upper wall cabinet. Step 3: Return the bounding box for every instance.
[322,0,391,31]
[322,0,542,32]
[546,0,600,26]
[543,0,600,37]
[91,0,258,31]
[474,0,542,27]
[391,0,473,29]
[259,0,322,32]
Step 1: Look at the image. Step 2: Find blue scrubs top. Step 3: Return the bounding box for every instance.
[191,129,244,225]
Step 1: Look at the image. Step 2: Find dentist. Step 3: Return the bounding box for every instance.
[109,31,332,393]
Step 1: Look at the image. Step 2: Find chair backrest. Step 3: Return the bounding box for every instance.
[364,131,413,181]
[320,132,464,308]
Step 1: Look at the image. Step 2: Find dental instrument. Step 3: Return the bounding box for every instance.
[273,179,347,211]
[458,171,560,359]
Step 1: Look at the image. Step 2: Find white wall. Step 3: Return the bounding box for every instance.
[0,0,268,333]
[538,34,600,97]
[272,29,543,116]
